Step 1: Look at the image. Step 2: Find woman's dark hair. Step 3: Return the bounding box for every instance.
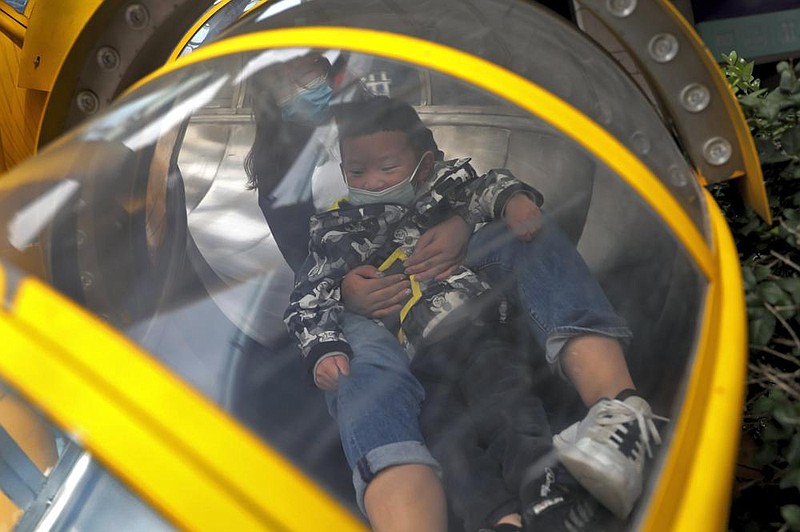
[244,98,312,191]
[335,97,444,161]
[244,53,335,191]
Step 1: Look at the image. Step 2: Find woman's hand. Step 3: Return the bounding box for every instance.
[342,265,411,318]
[404,215,472,281]
[503,194,542,241]
[315,355,350,390]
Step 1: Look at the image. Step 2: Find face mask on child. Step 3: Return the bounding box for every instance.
[281,81,333,124]
[347,156,425,207]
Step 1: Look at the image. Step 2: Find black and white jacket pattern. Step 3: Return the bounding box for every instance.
[284,158,543,379]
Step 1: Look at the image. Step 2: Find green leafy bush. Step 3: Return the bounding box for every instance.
[718,51,800,532]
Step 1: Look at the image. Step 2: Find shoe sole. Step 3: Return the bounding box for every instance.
[554,438,639,519]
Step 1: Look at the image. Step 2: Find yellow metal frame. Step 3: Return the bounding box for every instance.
[640,191,746,531]
[125,26,747,529]
[659,0,770,223]
[0,268,365,531]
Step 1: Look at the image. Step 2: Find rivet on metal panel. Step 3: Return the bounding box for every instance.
[680,83,710,113]
[648,33,679,63]
[606,0,637,18]
[668,164,690,187]
[96,46,121,71]
[125,4,150,30]
[76,91,100,114]
[80,272,94,289]
[593,100,613,125]
[630,131,651,155]
[703,137,732,166]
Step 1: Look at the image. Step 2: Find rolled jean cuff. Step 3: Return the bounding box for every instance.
[546,326,633,379]
[352,440,441,514]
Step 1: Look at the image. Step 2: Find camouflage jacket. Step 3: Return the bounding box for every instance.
[284,158,543,378]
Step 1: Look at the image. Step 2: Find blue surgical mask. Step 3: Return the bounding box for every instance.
[281,82,333,124]
[347,156,424,207]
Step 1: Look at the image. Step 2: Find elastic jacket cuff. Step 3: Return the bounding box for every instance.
[494,183,544,219]
[305,340,353,377]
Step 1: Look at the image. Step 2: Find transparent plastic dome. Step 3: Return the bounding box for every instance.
[0,40,709,529]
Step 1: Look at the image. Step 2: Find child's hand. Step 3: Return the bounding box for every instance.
[342,265,411,318]
[503,194,542,241]
[315,355,350,390]
[405,215,471,281]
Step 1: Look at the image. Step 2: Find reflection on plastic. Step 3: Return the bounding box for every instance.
[8,181,79,251]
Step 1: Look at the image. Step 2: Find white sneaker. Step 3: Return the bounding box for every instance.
[553,396,667,519]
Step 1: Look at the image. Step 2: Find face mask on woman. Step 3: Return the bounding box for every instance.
[347,156,425,207]
[281,80,333,125]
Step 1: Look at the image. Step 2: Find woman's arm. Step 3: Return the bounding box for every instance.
[341,215,473,318]
[341,265,410,318]
[404,215,472,281]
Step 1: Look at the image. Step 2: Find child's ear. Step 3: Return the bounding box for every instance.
[416,151,435,182]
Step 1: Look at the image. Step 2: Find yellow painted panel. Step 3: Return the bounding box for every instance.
[0,39,46,170]
[0,276,365,531]
[18,0,105,91]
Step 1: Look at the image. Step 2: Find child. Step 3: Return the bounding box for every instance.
[285,97,617,531]
[327,100,668,522]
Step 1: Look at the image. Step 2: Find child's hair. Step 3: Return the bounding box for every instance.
[335,97,444,161]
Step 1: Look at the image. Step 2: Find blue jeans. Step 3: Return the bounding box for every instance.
[465,218,632,371]
[413,322,556,531]
[325,313,440,513]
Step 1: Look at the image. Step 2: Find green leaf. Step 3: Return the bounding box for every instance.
[779,467,800,491]
[775,405,800,427]
[785,278,800,306]
[752,395,776,415]
[782,127,800,156]
[749,312,776,346]
[742,265,757,287]
[755,441,779,465]
[754,264,773,282]
[771,389,789,402]
[763,421,793,441]
[782,504,800,531]
[758,281,788,305]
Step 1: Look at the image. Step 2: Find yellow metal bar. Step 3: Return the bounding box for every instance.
[128,26,715,278]
[574,0,769,222]
[639,191,746,531]
[0,274,365,532]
